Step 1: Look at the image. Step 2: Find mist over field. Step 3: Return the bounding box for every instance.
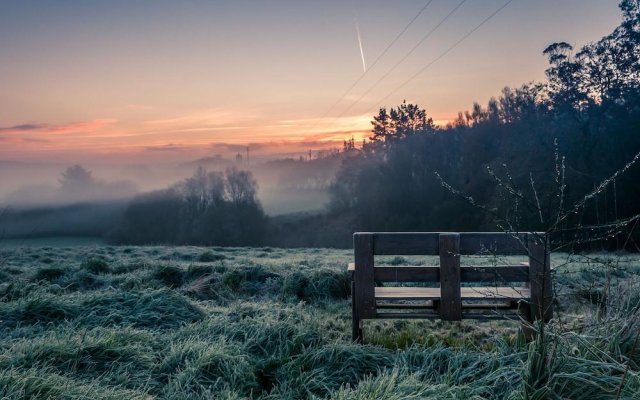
[0,157,335,213]
[0,152,342,242]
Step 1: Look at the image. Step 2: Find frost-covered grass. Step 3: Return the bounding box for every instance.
[0,245,638,399]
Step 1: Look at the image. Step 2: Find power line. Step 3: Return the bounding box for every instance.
[341,0,515,138]
[331,0,468,121]
[308,0,436,129]
[369,0,515,114]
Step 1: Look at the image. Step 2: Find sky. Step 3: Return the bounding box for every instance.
[0,0,623,164]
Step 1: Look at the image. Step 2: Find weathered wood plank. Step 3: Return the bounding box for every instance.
[458,313,521,320]
[370,232,538,255]
[354,233,376,319]
[375,312,519,320]
[374,286,530,300]
[375,287,441,300]
[376,301,514,309]
[373,232,439,255]
[376,302,435,309]
[459,302,514,309]
[373,265,529,282]
[528,236,553,322]
[375,312,439,319]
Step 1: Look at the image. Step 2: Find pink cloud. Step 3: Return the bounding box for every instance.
[0,119,117,135]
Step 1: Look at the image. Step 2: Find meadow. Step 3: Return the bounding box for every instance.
[0,244,639,399]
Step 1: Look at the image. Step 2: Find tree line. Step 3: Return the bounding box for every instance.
[324,0,640,250]
[109,167,267,246]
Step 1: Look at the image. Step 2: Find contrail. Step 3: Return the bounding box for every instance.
[352,2,366,73]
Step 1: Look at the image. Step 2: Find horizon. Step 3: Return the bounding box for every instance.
[0,0,621,165]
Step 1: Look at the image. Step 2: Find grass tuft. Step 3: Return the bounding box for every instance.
[153,264,184,288]
[197,251,226,262]
[81,258,111,274]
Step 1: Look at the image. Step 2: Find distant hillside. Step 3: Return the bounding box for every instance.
[177,155,235,172]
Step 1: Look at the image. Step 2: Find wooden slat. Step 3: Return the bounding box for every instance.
[460,302,513,309]
[369,232,539,255]
[376,312,439,319]
[440,233,462,321]
[376,302,435,309]
[374,286,530,300]
[528,236,553,322]
[458,313,521,320]
[375,301,513,310]
[374,312,519,320]
[373,232,439,255]
[354,233,376,319]
[376,287,441,300]
[373,265,529,283]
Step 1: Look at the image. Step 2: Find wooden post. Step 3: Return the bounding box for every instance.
[354,233,375,342]
[528,235,553,323]
[439,233,462,321]
[351,274,361,342]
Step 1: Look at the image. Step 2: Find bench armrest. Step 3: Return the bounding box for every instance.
[347,263,355,272]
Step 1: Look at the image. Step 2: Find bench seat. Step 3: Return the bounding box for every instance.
[374,286,530,300]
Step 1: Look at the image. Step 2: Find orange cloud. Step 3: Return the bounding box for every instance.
[0,109,377,163]
[47,119,117,134]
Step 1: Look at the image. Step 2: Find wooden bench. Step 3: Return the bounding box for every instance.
[348,232,552,342]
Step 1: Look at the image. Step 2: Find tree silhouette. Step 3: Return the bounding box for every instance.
[225,167,258,206]
[58,165,95,192]
[370,101,434,143]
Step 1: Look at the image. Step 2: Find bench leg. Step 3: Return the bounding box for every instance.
[351,279,362,343]
[351,312,361,343]
[352,318,363,343]
[520,300,536,342]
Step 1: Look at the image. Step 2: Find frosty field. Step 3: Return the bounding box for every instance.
[0,245,639,399]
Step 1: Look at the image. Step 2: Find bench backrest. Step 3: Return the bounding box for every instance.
[353,232,551,321]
